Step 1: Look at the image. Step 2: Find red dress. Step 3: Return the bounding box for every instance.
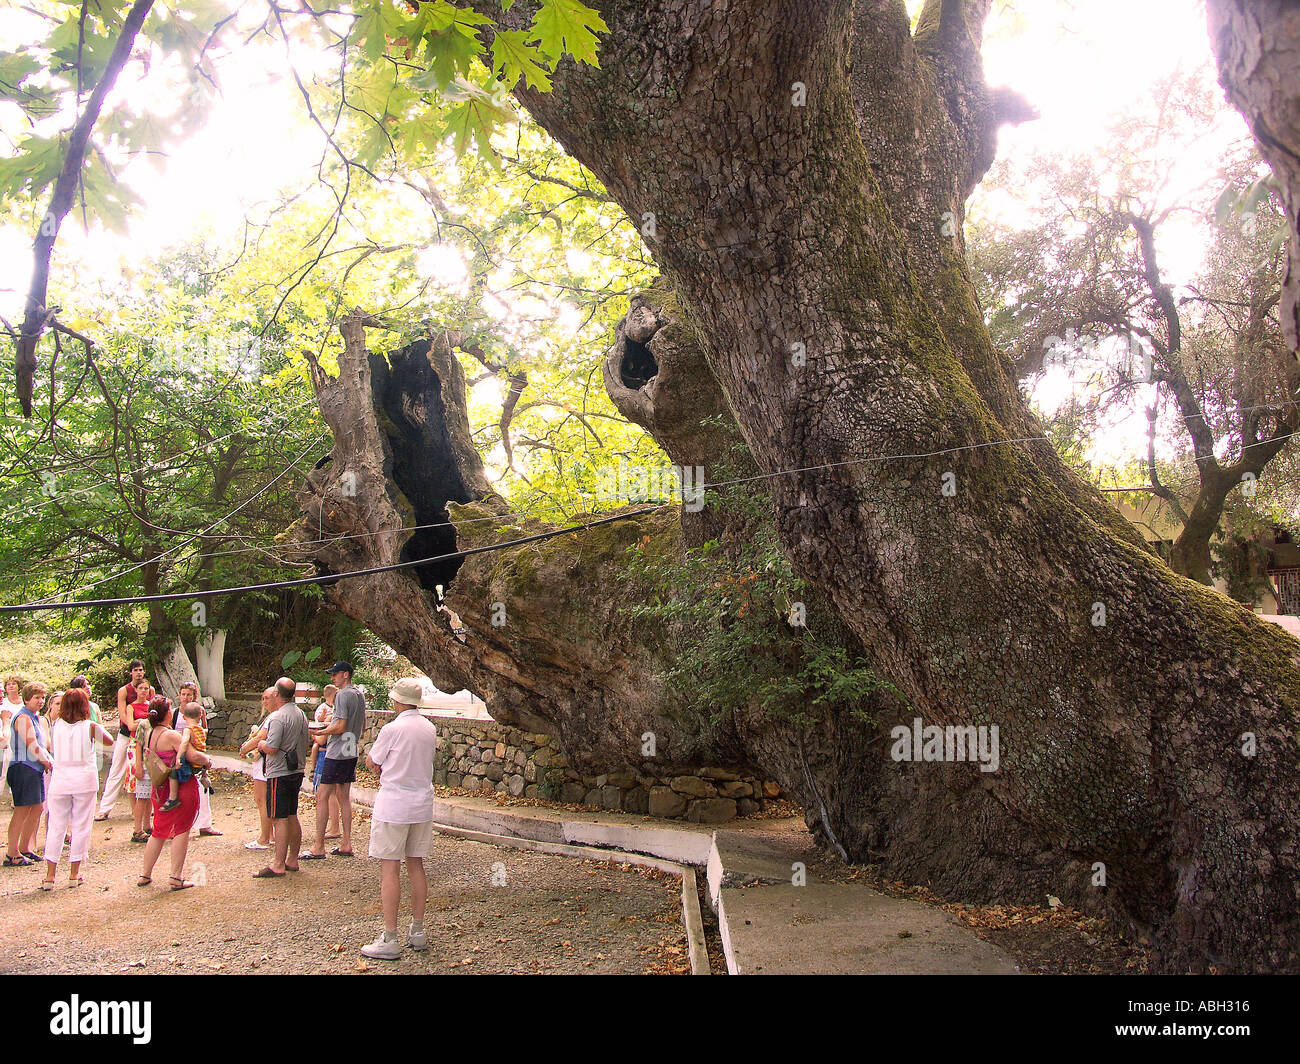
[150,747,199,839]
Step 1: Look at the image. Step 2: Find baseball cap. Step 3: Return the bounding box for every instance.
[328,661,354,675]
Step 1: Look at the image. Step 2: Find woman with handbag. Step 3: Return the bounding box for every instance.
[138,697,210,890]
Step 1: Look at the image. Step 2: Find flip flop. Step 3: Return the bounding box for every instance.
[198,829,223,837]
[169,876,196,891]
[243,841,271,850]
[330,848,354,857]
[298,852,328,860]
[136,875,152,887]
[252,866,285,878]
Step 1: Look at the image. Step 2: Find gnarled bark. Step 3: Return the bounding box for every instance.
[1208,0,1300,356]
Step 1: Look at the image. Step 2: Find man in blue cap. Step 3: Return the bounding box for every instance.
[300,661,366,860]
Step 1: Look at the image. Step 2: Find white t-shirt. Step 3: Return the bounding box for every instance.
[369,709,438,824]
[0,697,20,750]
[49,718,101,796]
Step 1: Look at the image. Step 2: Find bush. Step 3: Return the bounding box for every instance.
[76,658,133,712]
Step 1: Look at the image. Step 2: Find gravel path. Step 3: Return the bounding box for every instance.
[0,772,690,975]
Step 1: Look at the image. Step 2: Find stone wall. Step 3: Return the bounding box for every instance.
[207,697,263,749]
[431,714,782,824]
[210,701,782,825]
[209,697,388,755]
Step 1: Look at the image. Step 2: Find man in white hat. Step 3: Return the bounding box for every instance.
[360,677,440,960]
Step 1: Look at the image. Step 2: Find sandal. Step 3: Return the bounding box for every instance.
[252,866,285,878]
[136,875,152,887]
[21,851,40,862]
[298,851,327,860]
[130,832,149,844]
[93,813,109,822]
[330,848,354,857]
[198,829,223,837]
[68,877,83,888]
[3,855,31,867]
[38,880,53,891]
[169,876,196,891]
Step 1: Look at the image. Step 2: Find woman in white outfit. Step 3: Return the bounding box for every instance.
[41,688,114,889]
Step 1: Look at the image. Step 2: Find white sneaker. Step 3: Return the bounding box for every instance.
[408,923,427,951]
[360,933,402,960]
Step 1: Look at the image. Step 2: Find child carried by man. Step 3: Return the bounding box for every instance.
[160,702,207,813]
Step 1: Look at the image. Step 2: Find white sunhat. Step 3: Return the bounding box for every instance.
[388,677,436,709]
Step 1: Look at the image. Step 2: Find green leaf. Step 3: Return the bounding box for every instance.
[354,0,406,61]
[491,29,552,91]
[282,649,302,669]
[304,646,323,663]
[0,135,67,203]
[426,22,486,89]
[441,77,513,159]
[530,0,608,66]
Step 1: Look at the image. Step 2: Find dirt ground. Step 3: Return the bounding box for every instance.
[0,772,690,975]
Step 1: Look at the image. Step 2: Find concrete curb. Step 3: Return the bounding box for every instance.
[680,867,710,975]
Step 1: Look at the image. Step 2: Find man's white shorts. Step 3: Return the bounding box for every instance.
[369,819,434,861]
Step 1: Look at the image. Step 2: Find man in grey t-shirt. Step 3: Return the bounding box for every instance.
[253,676,310,878]
[301,661,366,860]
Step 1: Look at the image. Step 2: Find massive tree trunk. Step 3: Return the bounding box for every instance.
[296,2,1300,972]
[484,0,1300,973]
[1207,1,1300,357]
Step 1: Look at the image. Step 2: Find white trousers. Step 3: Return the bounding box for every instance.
[195,775,213,832]
[44,790,96,864]
[96,733,131,816]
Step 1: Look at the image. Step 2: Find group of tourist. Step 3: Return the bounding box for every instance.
[2,663,222,890]
[3,655,443,959]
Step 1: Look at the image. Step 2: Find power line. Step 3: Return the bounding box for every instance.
[702,435,1053,491]
[0,506,664,614]
[9,418,1299,616]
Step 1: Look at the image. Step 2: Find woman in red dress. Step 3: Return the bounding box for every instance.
[137,697,210,890]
